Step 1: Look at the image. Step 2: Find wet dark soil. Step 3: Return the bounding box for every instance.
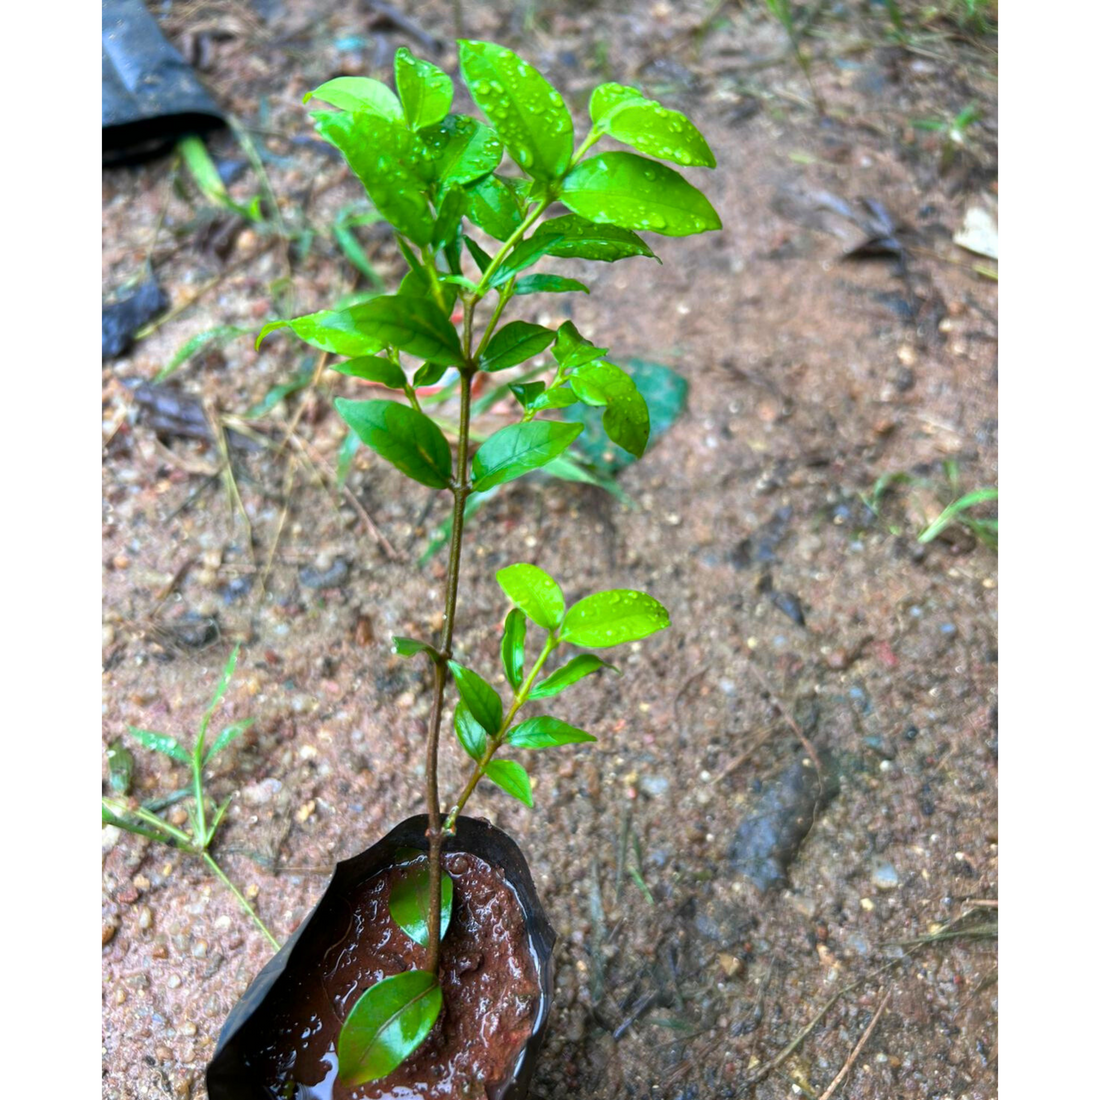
[237,852,540,1100]
[102,2,997,1098]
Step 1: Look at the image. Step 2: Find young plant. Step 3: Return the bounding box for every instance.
[101,646,277,948]
[257,39,720,1086]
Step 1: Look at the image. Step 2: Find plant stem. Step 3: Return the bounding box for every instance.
[202,852,279,949]
[472,198,551,299]
[425,365,475,974]
[444,633,558,832]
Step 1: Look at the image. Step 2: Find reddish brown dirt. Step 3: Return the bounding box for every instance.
[102,3,997,1099]
[234,851,539,1099]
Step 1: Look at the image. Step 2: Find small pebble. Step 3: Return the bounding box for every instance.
[167,974,182,989]
[871,860,900,890]
[138,906,154,931]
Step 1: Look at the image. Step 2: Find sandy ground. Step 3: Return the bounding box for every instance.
[102,2,997,1097]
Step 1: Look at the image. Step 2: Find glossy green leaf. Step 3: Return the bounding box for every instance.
[552,321,607,370]
[315,110,434,244]
[128,727,190,765]
[335,399,453,488]
[529,654,618,699]
[421,114,503,186]
[203,719,254,765]
[394,48,453,130]
[560,590,670,648]
[336,429,360,489]
[570,360,651,458]
[510,381,545,409]
[413,361,449,387]
[533,215,658,263]
[447,661,504,735]
[588,82,642,125]
[561,152,721,236]
[590,84,715,168]
[483,758,534,806]
[337,970,442,1086]
[431,185,467,250]
[389,859,453,948]
[331,356,407,389]
[564,358,688,474]
[489,234,565,287]
[464,174,524,241]
[257,308,384,358]
[398,267,459,317]
[304,77,402,119]
[507,716,596,749]
[458,40,574,180]
[501,608,526,690]
[496,563,565,630]
[334,295,463,364]
[465,235,492,272]
[514,274,590,295]
[454,701,488,760]
[471,421,583,492]
[480,321,556,372]
[393,636,437,659]
[530,386,579,411]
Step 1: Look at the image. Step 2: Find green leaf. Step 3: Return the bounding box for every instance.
[570,360,651,458]
[203,719,254,766]
[464,174,524,241]
[564,358,688,474]
[483,759,534,806]
[533,215,658,263]
[398,267,459,317]
[481,321,556,372]
[394,47,453,130]
[501,608,527,690]
[589,84,715,168]
[552,321,607,370]
[496,563,565,630]
[447,661,503,735]
[514,274,590,295]
[507,716,596,749]
[106,740,134,795]
[413,361,449,387]
[336,429,360,490]
[561,152,721,236]
[588,82,643,125]
[489,234,566,287]
[510,381,545,409]
[334,295,463,364]
[458,40,574,180]
[128,727,190,765]
[454,701,488,760]
[393,636,437,659]
[529,654,618,699]
[472,421,583,492]
[560,590,670,648]
[331,356,407,389]
[389,859,454,948]
[530,386,579,411]
[304,77,403,119]
[337,970,443,1086]
[465,235,493,273]
[335,399,453,488]
[431,185,467,250]
[257,308,385,358]
[315,110,434,244]
[421,114,503,186]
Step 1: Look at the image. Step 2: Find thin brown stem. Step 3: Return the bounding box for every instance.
[425,366,475,973]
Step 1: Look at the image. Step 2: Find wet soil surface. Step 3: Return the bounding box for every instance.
[237,852,539,1099]
[102,3,997,1098]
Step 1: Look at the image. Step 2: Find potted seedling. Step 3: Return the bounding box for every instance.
[207,39,720,1099]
